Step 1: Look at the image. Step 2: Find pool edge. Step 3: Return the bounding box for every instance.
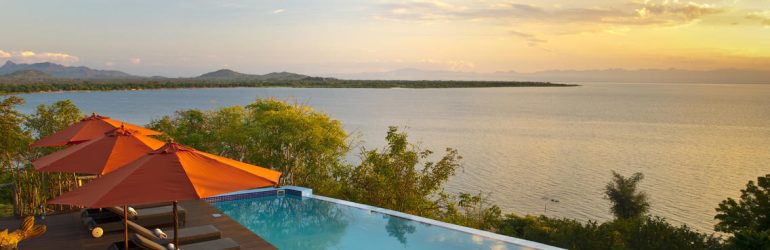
[207,186,563,250]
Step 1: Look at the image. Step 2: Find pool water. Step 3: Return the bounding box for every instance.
[211,195,539,250]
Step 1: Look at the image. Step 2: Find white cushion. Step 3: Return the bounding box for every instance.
[154,228,168,239]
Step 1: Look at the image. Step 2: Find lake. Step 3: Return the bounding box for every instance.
[14,83,770,233]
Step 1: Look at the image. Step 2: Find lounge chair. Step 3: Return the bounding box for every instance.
[108,206,187,228]
[126,219,221,245]
[81,205,187,235]
[110,233,240,250]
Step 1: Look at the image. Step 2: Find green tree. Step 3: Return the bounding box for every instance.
[341,126,461,217]
[715,174,770,234]
[732,230,770,250]
[604,171,650,220]
[0,96,30,168]
[436,192,502,230]
[715,174,770,249]
[243,99,349,193]
[25,100,82,139]
[24,100,83,156]
[0,98,83,216]
[148,99,350,195]
[0,96,31,211]
[149,110,210,150]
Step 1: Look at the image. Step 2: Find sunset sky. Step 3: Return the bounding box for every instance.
[1,0,769,76]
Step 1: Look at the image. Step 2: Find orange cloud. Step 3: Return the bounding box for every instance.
[377,0,728,26]
[3,49,80,64]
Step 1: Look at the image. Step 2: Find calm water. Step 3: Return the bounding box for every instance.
[212,195,531,250]
[14,83,770,233]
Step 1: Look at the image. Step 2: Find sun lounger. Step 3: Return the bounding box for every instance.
[81,205,186,236]
[108,205,187,228]
[111,233,239,250]
[126,219,221,245]
[131,202,175,209]
[81,203,178,221]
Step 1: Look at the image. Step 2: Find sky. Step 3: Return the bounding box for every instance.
[1,0,769,77]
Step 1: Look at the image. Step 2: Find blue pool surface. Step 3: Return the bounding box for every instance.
[212,195,538,250]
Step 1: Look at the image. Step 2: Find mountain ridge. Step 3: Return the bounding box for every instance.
[0,61,135,79]
[196,69,312,81]
[3,69,52,79]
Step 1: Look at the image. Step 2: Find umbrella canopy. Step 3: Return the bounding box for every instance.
[30,113,162,148]
[33,126,166,175]
[49,141,281,249]
[49,141,281,207]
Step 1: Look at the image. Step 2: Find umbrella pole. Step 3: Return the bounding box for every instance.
[173,200,179,250]
[124,205,128,250]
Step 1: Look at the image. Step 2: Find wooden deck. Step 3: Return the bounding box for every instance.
[0,200,277,250]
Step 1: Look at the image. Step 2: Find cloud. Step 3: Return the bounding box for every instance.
[129,58,142,64]
[272,9,284,14]
[2,50,80,64]
[746,11,770,26]
[633,1,726,24]
[509,30,547,46]
[376,0,728,26]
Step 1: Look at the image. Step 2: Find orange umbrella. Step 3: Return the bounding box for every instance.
[33,126,165,175]
[30,113,162,148]
[50,141,281,249]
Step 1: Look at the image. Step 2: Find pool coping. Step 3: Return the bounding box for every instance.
[208,186,563,250]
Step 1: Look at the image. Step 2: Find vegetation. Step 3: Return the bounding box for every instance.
[147,99,350,195]
[0,97,82,217]
[605,171,650,220]
[340,127,461,215]
[715,174,770,249]
[0,78,576,94]
[498,214,725,250]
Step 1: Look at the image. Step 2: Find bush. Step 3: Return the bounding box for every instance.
[497,214,726,250]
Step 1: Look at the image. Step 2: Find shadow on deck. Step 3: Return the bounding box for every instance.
[0,200,276,250]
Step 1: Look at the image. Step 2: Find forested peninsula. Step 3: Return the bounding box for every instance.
[0,78,576,94]
[0,62,577,94]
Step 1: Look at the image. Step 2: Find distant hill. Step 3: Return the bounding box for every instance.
[198,69,247,78]
[3,69,52,79]
[332,68,770,84]
[0,61,135,79]
[197,69,311,81]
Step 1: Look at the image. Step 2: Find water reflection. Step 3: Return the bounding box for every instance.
[385,216,416,245]
[213,196,348,250]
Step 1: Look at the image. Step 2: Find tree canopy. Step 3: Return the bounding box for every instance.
[715,174,770,235]
[605,171,650,220]
[148,99,350,195]
[341,126,460,216]
[0,96,29,168]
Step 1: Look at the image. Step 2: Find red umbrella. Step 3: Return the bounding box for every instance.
[30,113,161,148]
[33,126,165,175]
[50,141,281,249]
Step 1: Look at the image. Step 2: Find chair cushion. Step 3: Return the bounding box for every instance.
[162,225,221,245]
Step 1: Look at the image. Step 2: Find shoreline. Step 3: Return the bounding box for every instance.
[0,80,579,95]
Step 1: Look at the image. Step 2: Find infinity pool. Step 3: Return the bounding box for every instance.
[211,191,556,250]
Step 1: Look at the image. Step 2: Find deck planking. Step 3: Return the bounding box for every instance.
[0,200,276,250]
